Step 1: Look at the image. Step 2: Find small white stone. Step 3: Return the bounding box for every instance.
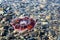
[20,36,24,39]
[40,4,46,8]
[41,22,48,25]
[19,14,24,18]
[34,28,37,31]
[6,7,10,10]
[12,3,16,7]
[0,8,4,14]
[0,11,4,14]
[0,0,2,4]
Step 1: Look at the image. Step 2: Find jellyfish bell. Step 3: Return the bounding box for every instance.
[10,16,36,33]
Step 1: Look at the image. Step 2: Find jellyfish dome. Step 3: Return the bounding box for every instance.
[10,17,36,33]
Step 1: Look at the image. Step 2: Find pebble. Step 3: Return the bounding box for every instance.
[0,8,4,14]
[2,30,8,36]
[41,22,48,25]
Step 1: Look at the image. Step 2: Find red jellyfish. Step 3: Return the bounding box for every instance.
[10,17,36,33]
